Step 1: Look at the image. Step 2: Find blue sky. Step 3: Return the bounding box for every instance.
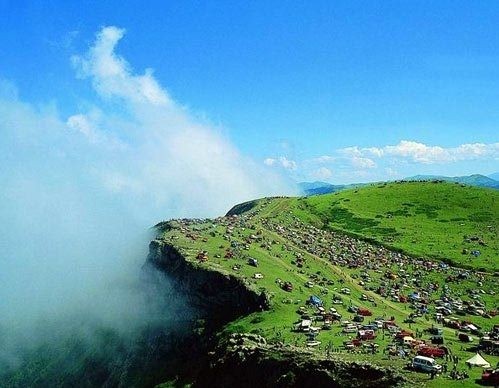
[1,0,498,183]
[0,1,498,340]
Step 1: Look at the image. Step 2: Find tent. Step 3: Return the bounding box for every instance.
[308,295,323,306]
[409,292,420,300]
[466,353,491,368]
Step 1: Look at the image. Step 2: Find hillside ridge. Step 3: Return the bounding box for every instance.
[154,182,499,387]
[299,174,499,196]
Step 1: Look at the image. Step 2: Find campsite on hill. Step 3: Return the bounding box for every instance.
[155,181,498,387]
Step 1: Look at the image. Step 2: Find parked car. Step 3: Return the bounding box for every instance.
[358,329,376,340]
[362,324,378,331]
[411,356,442,373]
[348,305,359,313]
[430,335,444,345]
[418,346,446,358]
[458,333,474,342]
[343,325,357,333]
[481,369,499,386]
[282,281,293,292]
[428,327,443,335]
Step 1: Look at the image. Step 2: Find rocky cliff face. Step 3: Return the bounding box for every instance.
[196,333,405,388]
[146,239,270,328]
[147,239,406,388]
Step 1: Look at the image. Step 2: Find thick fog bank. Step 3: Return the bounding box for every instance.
[0,26,291,383]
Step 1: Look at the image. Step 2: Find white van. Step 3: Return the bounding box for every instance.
[412,356,442,373]
[342,325,357,333]
[403,336,416,346]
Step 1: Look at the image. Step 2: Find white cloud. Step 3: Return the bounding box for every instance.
[384,141,449,163]
[68,25,292,213]
[363,147,384,158]
[350,156,376,169]
[339,140,499,164]
[338,146,362,157]
[67,113,97,140]
[264,158,276,166]
[312,167,333,180]
[0,25,293,358]
[333,147,376,169]
[263,156,297,170]
[279,156,297,170]
[297,139,498,184]
[72,26,170,106]
[312,155,336,163]
[452,142,499,161]
[66,113,125,150]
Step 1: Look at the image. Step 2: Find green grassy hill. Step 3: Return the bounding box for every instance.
[293,181,498,271]
[152,182,498,387]
[406,174,499,189]
[299,174,499,196]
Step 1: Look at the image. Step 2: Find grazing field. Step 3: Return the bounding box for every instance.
[157,183,499,387]
[296,181,499,271]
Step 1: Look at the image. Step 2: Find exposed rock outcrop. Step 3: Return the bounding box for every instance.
[147,238,406,388]
[195,333,405,388]
[146,239,270,327]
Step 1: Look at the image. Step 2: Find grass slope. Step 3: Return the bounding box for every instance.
[406,175,499,189]
[157,184,499,387]
[296,181,498,271]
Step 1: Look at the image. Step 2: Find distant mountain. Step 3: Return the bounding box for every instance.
[298,181,334,191]
[405,174,499,189]
[298,181,345,196]
[299,174,499,196]
[488,172,499,181]
[298,181,368,196]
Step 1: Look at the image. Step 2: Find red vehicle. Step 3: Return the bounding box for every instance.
[358,329,376,340]
[395,330,414,339]
[481,369,499,386]
[351,339,362,347]
[383,321,398,330]
[418,346,446,358]
[358,308,373,316]
[282,282,293,292]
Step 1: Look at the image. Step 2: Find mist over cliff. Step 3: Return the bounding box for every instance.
[0,26,290,384]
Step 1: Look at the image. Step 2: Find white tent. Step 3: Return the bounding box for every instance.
[466,353,490,368]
